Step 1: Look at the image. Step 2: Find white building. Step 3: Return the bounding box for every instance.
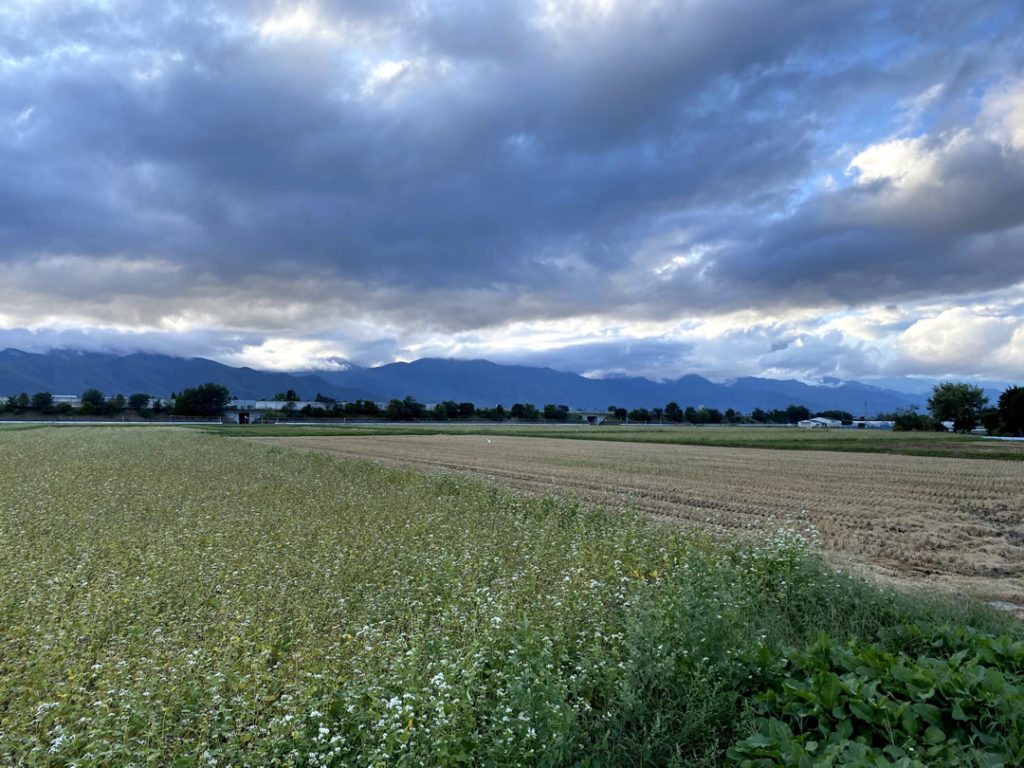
[797,416,843,428]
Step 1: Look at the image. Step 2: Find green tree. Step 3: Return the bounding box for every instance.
[510,402,539,420]
[15,392,29,410]
[30,391,54,412]
[997,386,1024,436]
[478,404,506,421]
[386,396,425,420]
[786,404,810,424]
[628,408,652,423]
[107,394,126,415]
[128,393,151,411]
[664,401,683,423]
[346,399,381,417]
[928,382,988,433]
[542,404,570,420]
[980,407,1001,435]
[174,383,231,418]
[437,401,460,419]
[684,406,698,423]
[892,406,934,432]
[80,388,105,414]
[607,405,628,421]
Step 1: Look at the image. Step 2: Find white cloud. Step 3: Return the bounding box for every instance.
[360,58,411,95]
[221,338,351,371]
[897,307,1016,370]
[847,135,942,189]
[982,79,1024,150]
[995,325,1024,369]
[847,78,1024,194]
[259,4,338,41]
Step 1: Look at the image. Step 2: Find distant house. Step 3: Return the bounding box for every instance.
[798,417,843,428]
[225,399,329,424]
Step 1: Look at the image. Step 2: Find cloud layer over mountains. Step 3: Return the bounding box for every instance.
[2,1,1022,382]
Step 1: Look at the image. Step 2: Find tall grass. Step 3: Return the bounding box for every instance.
[0,428,1018,766]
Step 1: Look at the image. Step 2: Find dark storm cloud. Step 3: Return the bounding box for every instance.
[1,0,1022,349]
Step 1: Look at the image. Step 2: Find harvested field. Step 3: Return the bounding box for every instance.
[258,434,1024,604]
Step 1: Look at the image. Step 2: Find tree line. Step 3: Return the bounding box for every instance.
[4,380,1021,434]
[0,383,231,419]
[260,394,844,425]
[893,382,1024,435]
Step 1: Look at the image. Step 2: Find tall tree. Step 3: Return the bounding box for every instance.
[543,404,569,420]
[80,388,105,413]
[928,382,988,433]
[386,395,425,420]
[664,401,683,423]
[174,383,231,418]
[30,391,54,412]
[128,393,151,411]
[786,404,810,424]
[997,386,1024,436]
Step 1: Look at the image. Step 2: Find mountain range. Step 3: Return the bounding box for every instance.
[0,348,925,415]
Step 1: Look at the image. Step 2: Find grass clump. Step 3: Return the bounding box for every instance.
[0,427,1018,766]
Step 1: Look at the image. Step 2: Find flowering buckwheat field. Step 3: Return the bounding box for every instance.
[264,434,1024,604]
[1,426,1022,767]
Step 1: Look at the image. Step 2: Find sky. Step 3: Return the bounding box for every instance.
[2,0,1023,387]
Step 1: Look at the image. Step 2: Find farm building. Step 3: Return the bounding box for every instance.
[798,416,843,428]
[225,399,330,424]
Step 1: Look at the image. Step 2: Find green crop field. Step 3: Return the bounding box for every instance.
[2,426,1023,767]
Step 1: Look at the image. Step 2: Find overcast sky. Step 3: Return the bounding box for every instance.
[2,0,1023,384]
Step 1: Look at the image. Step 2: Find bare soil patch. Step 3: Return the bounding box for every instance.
[256,434,1024,605]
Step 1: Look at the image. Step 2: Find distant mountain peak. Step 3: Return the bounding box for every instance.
[0,348,926,414]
